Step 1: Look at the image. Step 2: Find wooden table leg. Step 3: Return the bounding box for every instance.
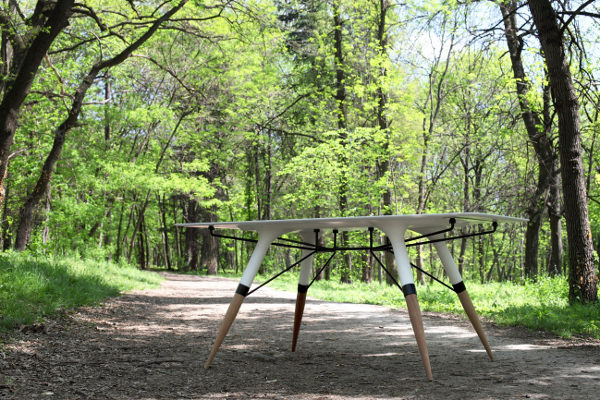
[378,223,433,381]
[404,287,433,381]
[205,289,246,369]
[292,285,308,352]
[456,286,494,360]
[432,238,494,361]
[292,230,316,352]
[204,232,279,368]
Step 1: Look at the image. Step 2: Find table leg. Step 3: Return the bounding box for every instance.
[380,224,433,381]
[433,239,494,361]
[204,233,278,369]
[292,230,315,352]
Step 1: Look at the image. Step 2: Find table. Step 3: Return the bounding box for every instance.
[179,212,526,380]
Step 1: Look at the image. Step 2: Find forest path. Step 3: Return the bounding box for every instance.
[1,272,599,400]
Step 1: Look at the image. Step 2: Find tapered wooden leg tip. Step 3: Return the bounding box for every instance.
[292,291,307,353]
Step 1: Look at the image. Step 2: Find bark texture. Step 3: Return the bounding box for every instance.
[14,1,188,250]
[500,1,562,279]
[0,1,75,208]
[528,0,597,302]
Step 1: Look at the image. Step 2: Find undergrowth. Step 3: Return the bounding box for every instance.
[250,272,600,339]
[0,251,162,332]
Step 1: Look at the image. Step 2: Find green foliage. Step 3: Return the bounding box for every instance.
[0,251,162,332]
[1,1,597,300]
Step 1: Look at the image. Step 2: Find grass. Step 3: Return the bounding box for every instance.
[2,249,597,340]
[248,272,600,339]
[0,251,163,332]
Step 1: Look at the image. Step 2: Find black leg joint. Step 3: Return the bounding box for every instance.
[236,283,250,296]
[297,284,309,294]
[452,281,466,294]
[402,283,417,296]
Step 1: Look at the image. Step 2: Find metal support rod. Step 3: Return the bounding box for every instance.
[209,221,498,295]
[332,229,338,250]
[406,221,497,248]
[381,246,458,293]
[276,236,319,248]
[370,249,403,292]
[409,260,455,292]
[209,228,315,251]
[270,242,317,251]
[369,227,403,292]
[308,251,337,289]
[405,218,456,243]
[209,220,498,254]
[209,226,258,243]
[246,250,317,296]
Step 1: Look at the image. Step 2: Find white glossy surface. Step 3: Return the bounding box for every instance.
[177,212,526,235]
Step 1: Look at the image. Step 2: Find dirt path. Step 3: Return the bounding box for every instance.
[1,273,599,400]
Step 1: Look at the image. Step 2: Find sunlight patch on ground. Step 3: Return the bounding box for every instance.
[363,351,402,357]
[423,325,475,339]
[495,343,553,351]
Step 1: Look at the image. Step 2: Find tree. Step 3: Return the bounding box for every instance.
[332,0,353,283]
[528,0,597,302]
[499,1,562,279]
[14,0,189,250]
[0,0,74,208]
[414,10,456,283]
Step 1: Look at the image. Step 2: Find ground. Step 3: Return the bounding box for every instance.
[1,273,599,400]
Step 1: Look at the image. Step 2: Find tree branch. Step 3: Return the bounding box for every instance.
[559,0,598,32]
[72,3,107,31]
[7,0,26,22]
[0,8,25,53]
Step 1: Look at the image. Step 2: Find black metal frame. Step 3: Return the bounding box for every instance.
[207,218,498,296]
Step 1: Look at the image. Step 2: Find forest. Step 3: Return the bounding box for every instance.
[1,0,599,304]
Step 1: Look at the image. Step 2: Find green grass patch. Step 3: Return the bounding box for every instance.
[0,251,162,332]
[254,272,600,338]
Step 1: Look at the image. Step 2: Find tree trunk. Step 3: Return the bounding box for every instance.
[137,211,147,269]
[262,131,272,220]
[13,2,187,250]
[158,194,172,270]
[500,1,560,280]
[127,191,151,262]
[361,252,371,283]
[0,1,74,208]
[0,173,10,250]
[184,196,200,271]
[372,0,398,286]
[541,81,564,276]
[332,0,352,284]
[41,191,51,246]
[547,161,563,275]
[104,72,112,143]
[115,198,126,261]
[414,18,454,286]
[199,208,219,275]
[528,0,597,302]
[458,231,467,276]
[0,1,15,97]
[173,196,183,268]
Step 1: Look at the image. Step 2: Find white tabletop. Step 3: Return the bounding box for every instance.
[178,212,526,234]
